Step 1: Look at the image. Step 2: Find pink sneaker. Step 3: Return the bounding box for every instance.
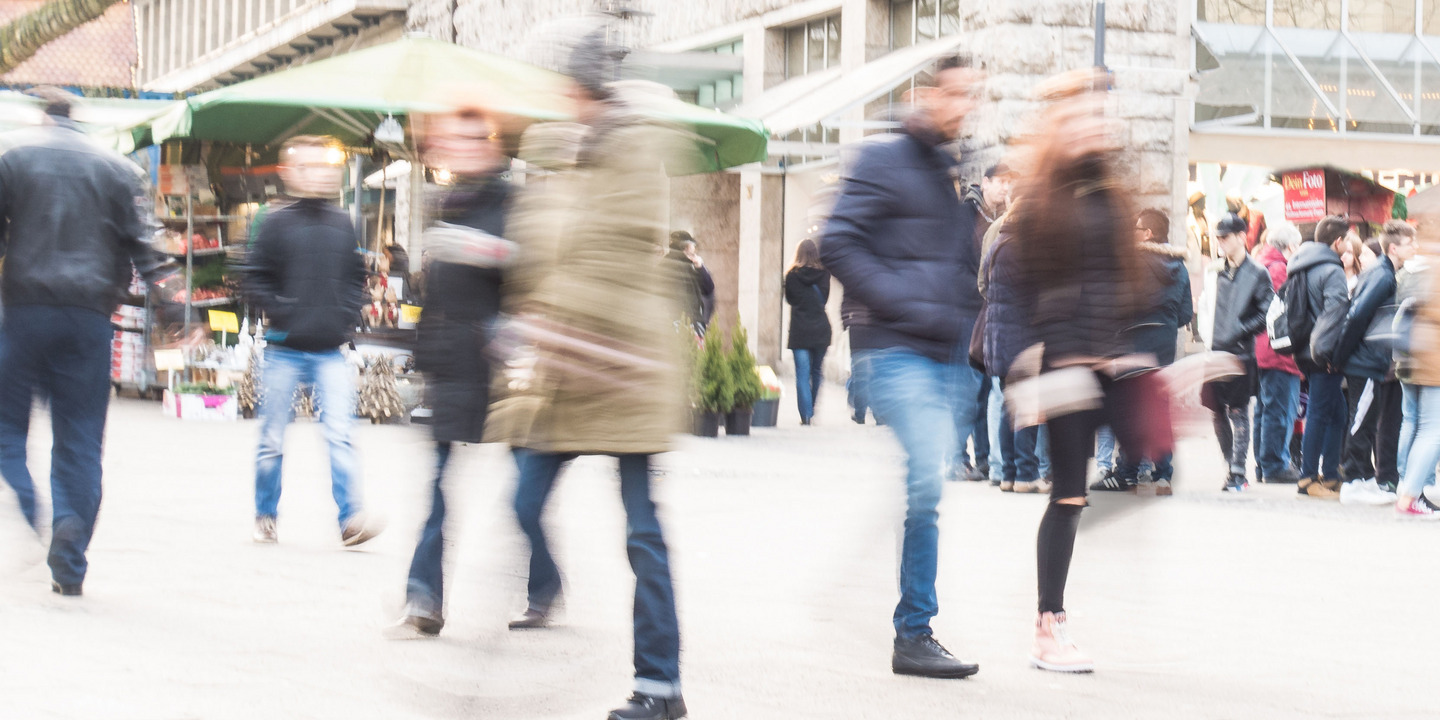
[1030,611,1094,673]
[1396,496,1440,519]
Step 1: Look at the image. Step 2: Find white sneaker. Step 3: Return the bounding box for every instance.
[1366,479,1397,504]
[1341,479,1395,506]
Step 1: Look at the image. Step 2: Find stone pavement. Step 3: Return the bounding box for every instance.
[2,385,1438,720]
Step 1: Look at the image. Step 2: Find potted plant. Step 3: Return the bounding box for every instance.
[726,325,764,436]
[750,365,782,427]
[693,322,733,437]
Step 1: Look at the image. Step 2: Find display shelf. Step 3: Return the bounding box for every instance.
[166,247,229,258]
[190,296,236,308]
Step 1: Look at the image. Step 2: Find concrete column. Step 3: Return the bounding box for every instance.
[738,168,763,351]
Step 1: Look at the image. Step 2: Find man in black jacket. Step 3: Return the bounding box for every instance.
[1291,216,1353,499]
[1334,221,1416,504]
[1197,213,1274,491]
[0,89,179,596]
[820,55,983,680]
[242,135,377,547]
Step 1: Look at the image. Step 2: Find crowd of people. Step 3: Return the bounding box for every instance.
[3,28,1438,720]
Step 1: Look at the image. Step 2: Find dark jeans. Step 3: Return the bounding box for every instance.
[1301,371,1346,480]
[792,347,827,422]
[1202,374,1254,477]
[1340,376,1403,486]
[1255,369,1301,479]
[998,379,1040,483]
[405,442,455,616]
[1116,451,1173,482]
[513,451,681,697]
[0,305,113,587]
[964,378,992,471]
[847,349,870,422]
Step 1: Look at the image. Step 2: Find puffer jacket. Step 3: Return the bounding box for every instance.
[1197,255,1273,359]
[980,225,1032,378]
[1129,241,1192,366]
[0,120,173,314]
[1336,255,1398,381]
[242,198,368,352]
[785,265,832,349]
[1254,244,1302,376]
[821,117,980,362]
[415,175,511,444]
[1286,242,1351,373]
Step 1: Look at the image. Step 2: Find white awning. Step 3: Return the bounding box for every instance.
[363,159,410,189]
[742,34,967,138]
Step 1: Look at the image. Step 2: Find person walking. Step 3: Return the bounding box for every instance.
[390,106,514,636]
[1252,223,1304,485]
[1290,215,1354,499]
[820,54,985,680]
[1394,224,1440,517]
[994,69,1164,673]
[0,88,180,596]
[241,135,380,546]
[1195,213,1274,491]
[784,238,832,425]
[502,32,689,720]
[1333,221,1414,504]
[1111,208,1192,495]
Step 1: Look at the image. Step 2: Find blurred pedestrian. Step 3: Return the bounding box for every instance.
[503,29,688,720]
[784,238,831,425]
[1252,223,1304,485]
[666,231,715,336]
[1196,212,1273,491]
[1394,222,1440,517]
[957,164,1013,481]
[1333,221,1413,504]
[389,106,514,637]
[241,135,380,546]
[998,69,1163,673]
[1291,215,1353,499]
[0,87,180,596]
[820,54,985,680]
[1108,208,1192,495]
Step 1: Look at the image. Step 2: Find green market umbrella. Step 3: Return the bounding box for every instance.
[609,80,768,174]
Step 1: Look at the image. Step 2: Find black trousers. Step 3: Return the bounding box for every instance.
[1340,376,1403,486]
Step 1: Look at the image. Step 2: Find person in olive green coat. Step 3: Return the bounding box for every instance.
[498,32,690,720]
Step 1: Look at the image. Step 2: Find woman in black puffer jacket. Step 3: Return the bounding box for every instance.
[784,239,832,424]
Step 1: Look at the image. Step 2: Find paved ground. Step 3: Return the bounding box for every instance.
[2,383,1439,720]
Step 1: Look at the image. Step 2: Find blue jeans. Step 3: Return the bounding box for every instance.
[997,380,1040,483]
[1036,423,1052,478]
[986,377,1005,479]
[1256,370,1301,478]
[858,346,981,639]
[1301,371,1346,480]
[254,345,361,525]
[1094,425,1115,472]
[0,306,112,587]
[792,347,827,422]
[513,451,681,697]
[405,442,454,615]
[1398,383,1440,498]
[847,350,870,422]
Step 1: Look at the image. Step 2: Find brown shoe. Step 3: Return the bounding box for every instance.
[1298,476,1339,500]
[341,513,384,547]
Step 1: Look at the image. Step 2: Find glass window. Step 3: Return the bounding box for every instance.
[1271,0,1344,30]
[1349,0,1417,34]
[1198,0,1266,25]
[940,0,961,36]
[698,84,716,107]
[827,15,842,67]
[917,0,938,41]
[1426,1,1440,36]
[808,22,827,72]
[787,25,806,77]
[715,78,733,105]
[893,0,914,48]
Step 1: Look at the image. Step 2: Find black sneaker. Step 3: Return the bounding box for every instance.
[1266,467,1302,484]
[607,693,687,720]
[1088,469,1131,492]
[892,634,980,679]
[1223,473,1248,493]
[50,580,82,597]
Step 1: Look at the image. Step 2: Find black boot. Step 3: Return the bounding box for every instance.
[607,693,687,720]
[892,634,980,679]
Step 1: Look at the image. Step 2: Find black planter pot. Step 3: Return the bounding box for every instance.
[693,410,721,437]
[750,398,779,427]
[725,407,753,436]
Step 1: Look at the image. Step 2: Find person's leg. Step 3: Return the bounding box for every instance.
[848,351,869,423]
[1398,381,1419,482]
[255,347,304,520]
[1152,452,1174,482]
[1340,375,1380,482]
[1202,382,1234,469]
[617,454,682,699]
[1318,373,1349,481]
[1226,404,1251,477]
[1014,424,1040,483]
[406,442,452,617]
[810,346,828,414]
[1258,370,1301,479]
[314,350,362,525]
[43,308,112,588]
[793,349,814,422]
[1036,406,1104,614]
[987,377,1005,480]
[866,350,957,639]
[0,307,44,529]
[1398,386,1440,501]
[971,378,991,476]
[512,450,568,612]
[998,398,1018,485]
[1094,426,1115,474]
[1375,380,1403,491]
[1252,392,1266,479]
[1036,423,1052,479]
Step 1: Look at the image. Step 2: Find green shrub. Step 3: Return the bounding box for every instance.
[728,325,763,410]
[696,322,734,412]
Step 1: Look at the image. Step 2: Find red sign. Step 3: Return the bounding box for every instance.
[1282,170,1326,223]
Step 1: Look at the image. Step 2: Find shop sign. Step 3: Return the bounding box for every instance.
[1282,170,1326,223]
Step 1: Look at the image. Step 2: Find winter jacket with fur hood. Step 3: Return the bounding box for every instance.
[1129,241,1192,366]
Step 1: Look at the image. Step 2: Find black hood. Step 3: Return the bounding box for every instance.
[790,265,828,285]
[1287,241,1344,275]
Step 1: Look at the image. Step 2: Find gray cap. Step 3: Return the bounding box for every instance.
[1215,212,1248,237]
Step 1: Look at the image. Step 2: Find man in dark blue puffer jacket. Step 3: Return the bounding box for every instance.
[821,54,984,680]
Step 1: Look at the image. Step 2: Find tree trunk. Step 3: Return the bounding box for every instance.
[0,0,124,76]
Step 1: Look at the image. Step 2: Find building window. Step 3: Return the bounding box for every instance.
[785,14,841,78]
[891,0,960,49]
[695,40,744,110]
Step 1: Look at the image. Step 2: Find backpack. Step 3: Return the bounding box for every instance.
[1267,269,1312,355]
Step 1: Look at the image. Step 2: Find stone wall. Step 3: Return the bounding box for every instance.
[670,172,742,333]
